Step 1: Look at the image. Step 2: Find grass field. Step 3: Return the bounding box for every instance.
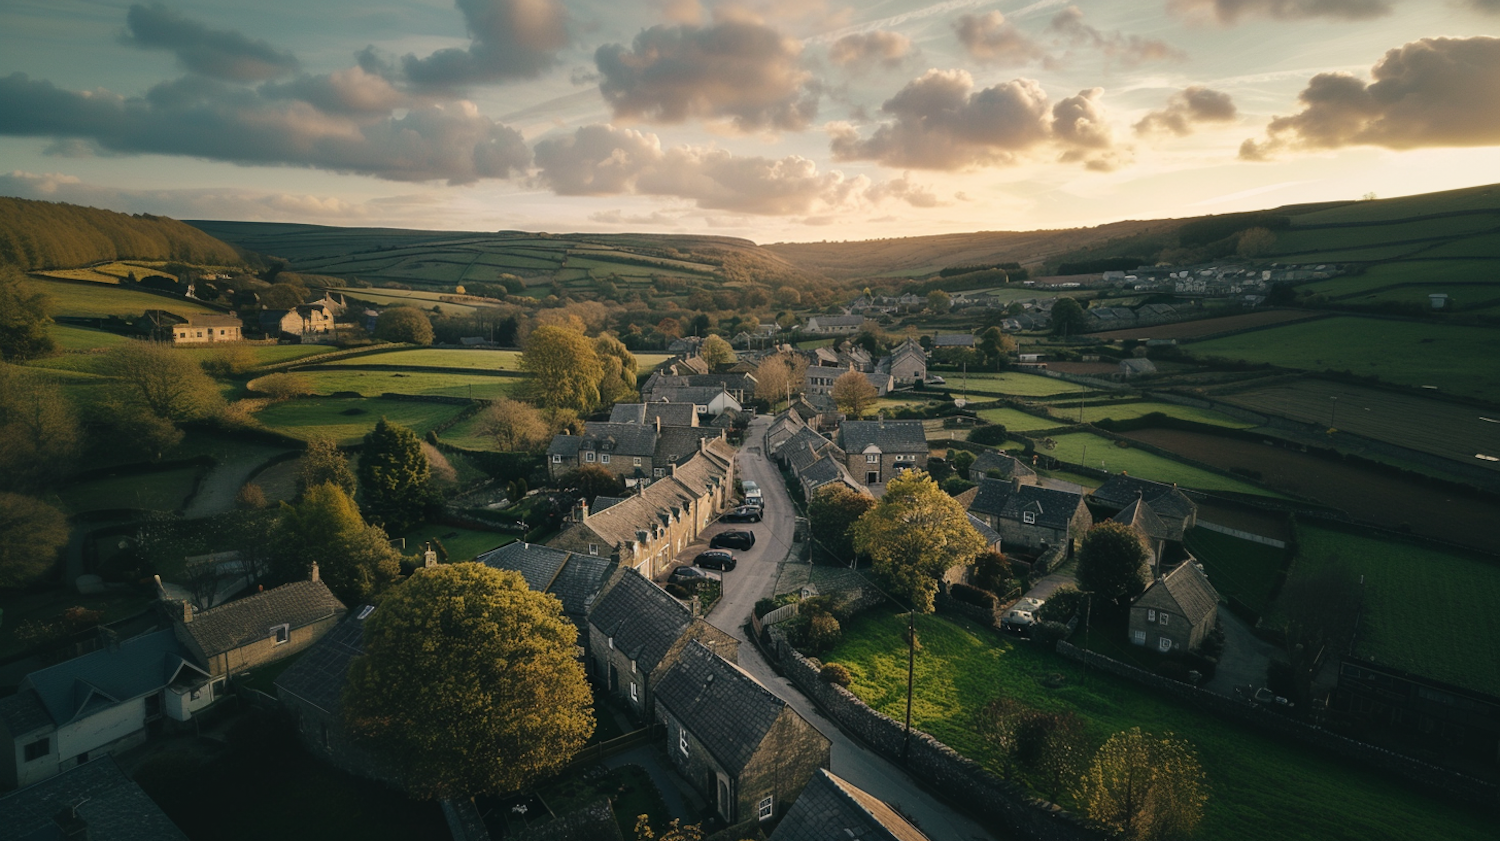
[1040,431,1274,496]
[23,276,219,318]
[396,523,513,563]
[324,348,524,369]
[266,369,522,400]
[824,608,1497,841]
[1046,400,1257,429]
[176,343,332,365]
[253,397,468,445]
[49,324,133,351]
[1183,527,1288,617]
[959,371,1090,397]
[1187,317,1500,401]
[1302,260,1500,301]
[436,411,498,451]
[975,406,1063,431]
[332,287,490,315]
[1089,309,1320,341]
[1274,526,1500,698]
[57,467,203,513]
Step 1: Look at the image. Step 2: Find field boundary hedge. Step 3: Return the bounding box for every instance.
[252,342,410,373]
[293,363,529,378]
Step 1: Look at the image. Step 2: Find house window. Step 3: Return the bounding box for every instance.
[679,727,689,756]
[271,624,290,644]
[634,457,643,467]
[758,796,774,821]
[586,451,597,463]
[866,454,879,463]
[23,738,48,762]
[1160,613,1169,626]
[601,454,611,464]
[589,543,599,556]
[1133,630,1146,646]
[1157,636,1173,653]
[1147,609,1156,622]
[196,331,203,338]
[1023,511,1037,525]
[654,468,666,478]
[552,454,562,464]
[630,682,638,702]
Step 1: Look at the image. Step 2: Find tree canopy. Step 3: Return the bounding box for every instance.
[564,465,626,506]
[0,364,81,492]
[0,493,69,588]
[298,437,356,499]
[1077,728,1208,841]
[831,368,878,418]
[374,307,434,345]
[272,482,400,604]
[978,326,1016,369]
[1076,521,1151,603]
[1050,297,1089,336]
[699,334,736,369]
[0,267,56,362]
[852,470,986,612]
[807,483,874,563]
[482,397,552,452]
[595,333,639,406]
[0,197,240,270]
[357,418,433,535]
[521,325,604,414]
[342,563,594,799]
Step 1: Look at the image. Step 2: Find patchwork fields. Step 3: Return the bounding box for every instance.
[23,276,219,318]
[1036,431,1273,496]
[252,396,469,445]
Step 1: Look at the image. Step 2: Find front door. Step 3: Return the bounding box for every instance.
[867,471,879,484]
[717,774,733,821]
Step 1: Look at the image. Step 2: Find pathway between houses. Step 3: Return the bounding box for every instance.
[184,444,296,519]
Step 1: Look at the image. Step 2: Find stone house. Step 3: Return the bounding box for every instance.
[259,304,335,338]
[969,451,1038,484]
[655,642,830,825]
[478,541,615,643]
[1118,358,1157,379]
[586,571,738,720]
[837,420,928,488]
[546,422,659,484]
[802,315,864,334]
[170,314,243,344]
[1090,475,1197,537]
[886,338,927,385]
[967,478,1092,554]
[768,768,932,841]
[610,402,699,428]
[764,411,807,456]
[1111,495,1179,573]
[173,575,346,680]
[646,387,743,418]
[1128,562,1218,653]
[654,426,729,470]
[794,454,865,501]
[0,755,188,838]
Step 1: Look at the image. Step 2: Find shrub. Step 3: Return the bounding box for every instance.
[968,424,1009,446]
[1032,621,1069,647]
[253,372,312,400]
[1038,587,1085,623]
[236,483,267,510]
[665,583,690,599]
[941,476,976,496]
[951,581,998,611]
[972,550,1012,595]
[820,663,852,686]
[806,612,842,654]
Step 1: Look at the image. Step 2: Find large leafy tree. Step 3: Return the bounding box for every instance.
[753,355,790,404]
[272,482,400,604]
[0,266,55,361]
[978,326,1016,370]
[562,465,626,506]
[358,418,433,535]
[831,368,878,418]
[1076,728,1208,841]
[481,397,552,452]
[104,341,224,423]
[1076,521,1151,603]
[0,364,81,492]
[521,325,604,414]
[297,437,356,499]
[1050,297,1089,336]
[807,484,874,563]
[699,334,736,370]
[0,493,69,588]
[852,470,986,612]
[595,333,639,406]
[374,307,434,345]
[342,564,594,799]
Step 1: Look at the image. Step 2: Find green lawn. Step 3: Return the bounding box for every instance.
[397,523,513,563]
[177,343,332,364]
[437,411,499,451]
[57,467,204,513]
[268,369,522,400]
[975,406,1064,431]
[1041,432,1274,496]
[1183,527,1288,617]
[1187,317,1500,401]
[1273,527,1500,698]
[824,609,1497,841]
[959,371,1091,397]
[252,396,468,445]
[23,277,219,318]
[1050,400,1257,429]
[49,324,133,351]
[323,348,525,370]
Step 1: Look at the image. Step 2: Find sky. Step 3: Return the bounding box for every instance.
[0,0,1497,242]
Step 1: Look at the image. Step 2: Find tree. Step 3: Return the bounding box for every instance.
[595,333,639,406]
[272,482,400,604]
[260,283,307,309]
[357,418,433,535]
[1076,521,1151,603]
[1236,227,1277,257]
[927,290,952,313]
[252,372,311,400]
[342,563,594,799]
[0,266,56,361]
[0,493,68,588]
[1050,297,1089,336]
[699,334,736,370]
[521,325,604,414]
[0,364,81,492]
[374,307,434,345]
[481,397,552,452]
[852,471,986,612]
[950,449,975,479]
[971,549,1013,596]
[808,484,875,562]
[978,326,1016,369]
[1276,554,1360,704]
[753,355,791,404]
[563,465,625,505]
[1076,728,1208,841]
[298,437,357,498]
[104,341,224,423]
[832,369,878,418]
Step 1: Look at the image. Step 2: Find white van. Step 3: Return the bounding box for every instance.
[743,480,763,506]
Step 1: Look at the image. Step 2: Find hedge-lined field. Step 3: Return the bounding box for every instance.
[1183,527,1287,617]
[960,371,1090,397]
[1040,431,1274,496]
[252,397,468,445]
[24,276,219,318]
[270,370,522,400]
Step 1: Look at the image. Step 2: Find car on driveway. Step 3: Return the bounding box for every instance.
[669,566,722,588]
[694,550,737,570]
[1000,597,1047,635]
[722,506,763,523]
[710,530,756,550]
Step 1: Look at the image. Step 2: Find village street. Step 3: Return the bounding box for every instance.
[704,414,997,841]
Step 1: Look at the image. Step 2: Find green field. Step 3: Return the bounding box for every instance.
[323,348,525,370]
[1272,216,1499,257]
[824,609,1496,841]
[1047,400,1257,429]
[1040,432,1273,495]
[959,371,1090,397]
[333,288,490,316]
[1289,186,1500,225]
[396,523,513,563]
[23,277,219,318]
[1275,527,1500,698]
[436,411,498,451]
[1183,527,1287,617]
[1302,260,1500,300]
[57,466,203,513]
[975,406,1064,431]
[252,397,468,445]
[50,324,133,352]
[266,369,522,400]
[176,343,332,364]
[1188,317,1500,401]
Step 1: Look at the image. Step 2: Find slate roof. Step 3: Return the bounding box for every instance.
[768,769,930,841]
[0,689,52,736]
[181,314,242,329]
[655,427,726,465]
[1091,475,1197,526]
[547,434,583,459]
[646,386,738,409]
[608,402,699,428]
[967,513,1004,548]
[274,608,370,715]
[0,756,188,841]
[588,570,694,674]
[931,333,975,347]
[654,642,789,774]
[24,629,207,727]
[591,495,627,513]
[968,478,1083,532]
[1120,358,1157,374]
[575,422,659,457]
[1112,497,1174,543]
[971,451,1037,482]
[838,420,927,455]
[179,579,345,659]
[799,455,857,493]
[1135,562,1219,627]
[478,542,614,630]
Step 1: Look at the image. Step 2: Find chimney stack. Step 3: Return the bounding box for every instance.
[52,806,89,841]
[578,498,590,522]
[310,562,320,583]
[423,543,438,568]
[180,600,193,624]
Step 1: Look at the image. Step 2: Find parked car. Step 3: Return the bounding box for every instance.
[926,375,946,385]
[694,550,737,570]
[1000,597,1046,634]
[710,530,756,550]
[722,506,763,523]
[669,566,722,588]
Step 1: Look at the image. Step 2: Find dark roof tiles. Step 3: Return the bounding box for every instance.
[654,642,788,774]
[0,756,188,841]
[587,570,693,674]
[180,580,345,659]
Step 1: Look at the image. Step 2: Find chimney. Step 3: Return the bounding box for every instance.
[52,807,89,841]
[310,562,320,583]
[655,415,661,433]
[180,600,193,624]
[423,543,438,568]
[578,498,590,523]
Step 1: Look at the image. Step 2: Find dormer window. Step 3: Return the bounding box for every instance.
[1023,511,1037,525]
[866,454,879,463]
[634,457,643,466]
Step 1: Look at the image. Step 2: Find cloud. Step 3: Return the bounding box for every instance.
[589,209,683,225]
[533,123,931,215]
[1240,36,1500,160]
[1135,86,1237,135]
[396,0,569,88]
[1471,0,1500,13]
[827,69,1125,170]
[0,169,376,221]
[1167,0,1391,24]
[0,72,530,184]
[262,67,409,115]
[828,31,913,70]
[1046,6,1185,66]
[122,4,300,82]
[953,12,1046,66]
[594,21,819,131]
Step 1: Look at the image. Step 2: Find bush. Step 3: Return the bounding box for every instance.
[235,483,267,510]
[941,476,976,496]
[806,612,842,654]
[968,424,1010,446]
[1031,621,1069,647]
[820,663,852,687]
[971,550,1012,595]
[951,581,998,611]
[755,593,799,619]
[253,372,312,400]
[665,583,690,599]
[1038,587,1084,623]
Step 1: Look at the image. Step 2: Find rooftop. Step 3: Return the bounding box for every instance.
[178,579,345,659]
[0,757,188,841]
[653,641,790,774]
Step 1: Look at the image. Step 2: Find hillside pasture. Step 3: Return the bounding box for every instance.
[1301,259,1500,301]
[1183,527,1287,617]
[323,348,524,370]
[1271,215,1499,257]
[23,277,219,318]
[1048,399,1256,428]
[255,370,521,400]
[1089,309,1319,340]
[974,406,1061,432]
[1038,431,1273,495]
[31,259,199,284]
[333,287,492,316]
[252,396,468,445]
[1287,184,1500,225]
[959,371,1090,397]
[1186,317,1500,401]
[49,324,133,352]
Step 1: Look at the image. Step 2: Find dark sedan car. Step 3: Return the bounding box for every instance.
[710,530,756,550]
[669,565,722,587]
[694,550,737,570]
[722,506,763,523]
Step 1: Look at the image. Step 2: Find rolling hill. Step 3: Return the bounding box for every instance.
[0,197,242,269]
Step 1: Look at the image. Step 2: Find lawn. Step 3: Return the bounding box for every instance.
[1047,400,1257,429]
[252,396,468,445]
[959,371,1090,397]
[1272,526,1500,698]
[1039,431,1274,496]
[975,406,1064,432]
[49,324,133,351]
[271,369,522,400]
[56,466,204,513]
[824,608,1498,841]
[1187,317,1500,401]
[323,348,525,370]
[1183,527,1288,618]
[23,277,219,318]
[437,411,499,451]
[396,523,513,563]
[176,343,332,365]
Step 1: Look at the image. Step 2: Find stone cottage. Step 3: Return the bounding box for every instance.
[1128,562,1219,653]
[768,768,931,841]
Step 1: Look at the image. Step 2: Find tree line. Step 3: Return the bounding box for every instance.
[0,197,242,269]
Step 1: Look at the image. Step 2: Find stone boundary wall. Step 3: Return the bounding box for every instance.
[1196,520,1286,548]
[765,626,1103,841]
[1054,641,1499,810]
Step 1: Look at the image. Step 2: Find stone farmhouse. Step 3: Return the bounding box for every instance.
[769,768,932,841]
[802,315,865,334]
[967,477,1092,559]
[1128,561,1219,654]
[887,338,927,385]
[172,574,345,681]
[258,303,335,339]
[655,641,831,826]
[836,420,928,490]
[970,451,1038,484]
[1090,475,1198,537]
[547,420,727,485]
[170,314,242,344]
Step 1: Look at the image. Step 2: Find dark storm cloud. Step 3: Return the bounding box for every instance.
[123,4,300,81]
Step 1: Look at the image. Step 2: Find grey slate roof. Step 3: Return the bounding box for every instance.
[646,386,737,408]
[274,608,370,715]
[655,427,726,465]
[968,478,1084,531]
[591,495,627,513]
[967,513,1004,548]
[931,333,975,347]
[971,451,1037,482]
[608,402,699,428]
[1113,497,1174,543]
[768,769,930,841]
[179,580,345,659]
[587,570,693,675]
[1120,358,1157,374]
[479,541,614,631]
[576,422,659,458]
[0,756,188,841]
[547,434,583,459]
[799,455,856,492]
[654,642,788,774]
[839,420,926,455]
[24,629,207,727]
[1092,475,1197,525]
[1135,562,1219,627]
[0,689,52,736]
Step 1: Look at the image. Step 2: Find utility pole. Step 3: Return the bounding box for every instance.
[904,608,915,762]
